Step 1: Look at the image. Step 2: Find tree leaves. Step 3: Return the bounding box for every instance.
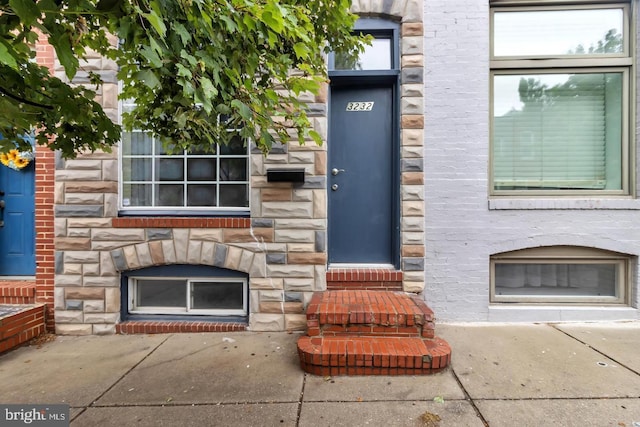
[1,0,365,157]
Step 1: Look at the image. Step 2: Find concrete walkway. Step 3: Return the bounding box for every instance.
[1,322,639,426]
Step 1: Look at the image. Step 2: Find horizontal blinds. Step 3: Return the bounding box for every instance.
[493,73,619,189]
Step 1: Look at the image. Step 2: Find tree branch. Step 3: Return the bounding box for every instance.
[0,87,54,110]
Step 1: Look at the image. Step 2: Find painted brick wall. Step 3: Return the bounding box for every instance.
[423,0,640,322]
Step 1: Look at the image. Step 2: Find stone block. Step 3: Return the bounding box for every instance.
[266,253,286,264]
[187,240,203,264]
[403,257,425,271]
[92,229,145,241]
[251,218,274,228]
[83,276,119,287]
[64,193,103,205]
[83,263,100,276]
[402,146,424,159]
[105,288,120,312]
[402,200,425,216]
[283,278,315,292]
[83,300,105,312]
[292,189,313,202]
[403,281,425,293]
[84,313,120,323]
[65,300,83,310]
[402,245,425,257]
[402,172,424,184]
[249,314,285,331]
[63,264,83,275]
[162,240,177,263]
[55,310,84,323]
[123,245,140,269]
[402,22,424,36]
[401,67,423,84]
[213,244,227,267]
[313,190,326,219]
[275,229,315,243]
[173,229,189,263]
[239,250,255,274]
[189,229,223,241]
[261,187,293,202]
[56,274,83,286]
[250,278,284,290]
[93,324,116,335]
[401,96,424,115]
[224,246,243,271]
[56,324,92,335]
[285,314,307,331]
[262,202,313,218]
[68,228,90,238]
[259,290,284,301]
[401,185,425,201]
[401,83,424,98]
[136,243,153,267]
[148,240,165,265]
[287,243,316,253]
[401,54,424,68]
[67,218,112,228]
[250,252,267,277]
[401,115,424,129]
[55,205,103,218]
[147,228,172,241]
[65,287,105,300]
[267,264,315,278]
[287,252,327,265]
[402,231,424,245]
[402,128,424,146]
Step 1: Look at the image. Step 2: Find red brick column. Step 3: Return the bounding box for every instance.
[34,33,57,331]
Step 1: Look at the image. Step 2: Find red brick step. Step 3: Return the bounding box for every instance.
[298,335,451,376]
[305,290,435,339]
[297,290,451,376]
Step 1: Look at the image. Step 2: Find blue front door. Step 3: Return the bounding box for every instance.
[328,84,397,265]
[0,162,35,275]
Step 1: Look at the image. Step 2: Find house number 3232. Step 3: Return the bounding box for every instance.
[346,101,374,111]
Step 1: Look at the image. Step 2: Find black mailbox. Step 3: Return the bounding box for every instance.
[266,168,305,183]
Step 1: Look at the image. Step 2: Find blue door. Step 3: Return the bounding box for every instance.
[328,85,397,265]
[0,162,35,276]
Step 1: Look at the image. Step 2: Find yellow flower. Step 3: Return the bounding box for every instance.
[14,157,29,169]
[0,153,9,167]
[7,149,19,161]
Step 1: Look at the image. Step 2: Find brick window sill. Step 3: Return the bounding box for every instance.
[113,217,251,228]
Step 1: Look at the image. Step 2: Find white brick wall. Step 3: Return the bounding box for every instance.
[423,0,640,322]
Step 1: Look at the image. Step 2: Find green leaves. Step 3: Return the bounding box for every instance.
[9,0,40,26]
[1,0,365,157]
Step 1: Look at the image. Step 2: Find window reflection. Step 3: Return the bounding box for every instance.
[334,38,392,70]
[493,8,624,57]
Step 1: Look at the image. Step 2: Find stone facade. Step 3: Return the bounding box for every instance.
[52,0,426,334]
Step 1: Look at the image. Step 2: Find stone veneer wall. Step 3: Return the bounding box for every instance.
[53,0,426,335]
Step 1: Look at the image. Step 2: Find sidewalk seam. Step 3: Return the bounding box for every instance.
[450,367,490,427]
[550,324,640,378]
[69,334,173,423]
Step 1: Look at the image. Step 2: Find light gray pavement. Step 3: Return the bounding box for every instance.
[0,323,639,426]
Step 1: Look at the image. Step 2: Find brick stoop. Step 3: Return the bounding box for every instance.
[0,304,46,354]
[0,281,37,305]
[297,290,451,376]
[326,268,403,291]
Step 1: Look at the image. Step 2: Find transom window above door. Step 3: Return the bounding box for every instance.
[489,1,632,196]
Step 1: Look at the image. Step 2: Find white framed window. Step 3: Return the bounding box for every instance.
[119,100,250,213]
[491,246,629,304]
[128,276,248,316]
[490,2,632,196]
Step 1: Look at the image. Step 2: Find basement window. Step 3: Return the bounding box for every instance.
[490,246,629,304]
[122,265,248,320]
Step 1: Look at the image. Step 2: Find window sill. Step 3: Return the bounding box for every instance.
[489,198,640,210]
[113,217,251,228]
[488,305,638,322]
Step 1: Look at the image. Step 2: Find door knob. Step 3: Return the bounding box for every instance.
[331,168,345,176]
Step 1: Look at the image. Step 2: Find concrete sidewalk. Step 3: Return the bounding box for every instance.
[0,323,639,426]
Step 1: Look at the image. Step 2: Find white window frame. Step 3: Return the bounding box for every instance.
[489,1,633,197]
[118,98,251,214]
[490,246,630,304]
[128,276,249,316]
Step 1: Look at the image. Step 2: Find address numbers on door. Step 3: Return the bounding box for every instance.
[345,101,374,111]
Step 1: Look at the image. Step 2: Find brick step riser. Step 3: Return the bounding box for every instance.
[326,281,403,291]
[297,336,451,376]
[308,325,435,339]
